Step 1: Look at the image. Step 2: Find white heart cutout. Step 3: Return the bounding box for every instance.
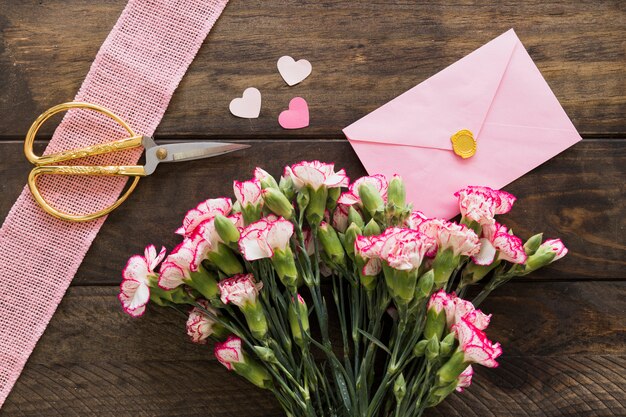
[229,87,262,118]
[277,56,312,86]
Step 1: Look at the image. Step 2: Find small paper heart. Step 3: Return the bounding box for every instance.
[229,87,262,118]
[277,56,312,86]
[278,97,309,129]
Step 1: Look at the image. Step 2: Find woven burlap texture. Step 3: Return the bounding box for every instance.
[0,0,228,407]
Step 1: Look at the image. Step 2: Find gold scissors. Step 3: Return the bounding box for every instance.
[24,102,250,222]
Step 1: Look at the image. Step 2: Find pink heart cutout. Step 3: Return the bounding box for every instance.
[278,97,309,129]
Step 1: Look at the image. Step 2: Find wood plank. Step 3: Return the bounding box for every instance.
[1,283,624,416]
[1,139,623,284]
[1,1,624,138]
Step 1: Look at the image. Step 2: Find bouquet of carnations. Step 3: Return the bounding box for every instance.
[119,161,567,417]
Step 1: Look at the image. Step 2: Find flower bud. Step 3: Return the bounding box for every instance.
[359,182,385,217]
[363,219,381,236]
[426,337,440,362]
[460,261,499,287]
[524,233,543,255]
[288,294,310,347]
[255,168,279,190]
[393,373,407,403]
[215,336,273,389]
[347,206,365,229]
[271,247,299,289]
[214,214,240,245]
[279,175,296,201]
[306,186,328,225]
[318,222,347,268]
[253,346,278,364]
[424,306,446,341]
[343,223,361,259]
[439,332,456,357]
[413,339,429,357]
[327,187,341,211]
[262,188,294,219]
[297,187,310,214]
[415,269,434,299]
[207,243,244,276]
[387,175,406,209]
[525,238,568,272]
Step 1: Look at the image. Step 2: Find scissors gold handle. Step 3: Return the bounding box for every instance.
[24,102,250,222]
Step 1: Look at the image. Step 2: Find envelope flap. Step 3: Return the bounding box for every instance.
[344,29,519,151]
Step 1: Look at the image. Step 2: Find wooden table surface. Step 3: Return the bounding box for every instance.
[1,1,624,416]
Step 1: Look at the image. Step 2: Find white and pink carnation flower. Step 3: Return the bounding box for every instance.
[234,178,263,208]
[428,290,491,331]
[473,222,527,265]
[337,174,388,206]
[355,235,385,275]
[284,161,349,191]
[158,239,196,290]
[378,228,436,271]
[118,245,166,317]
[332,204,350,233]
[456,365,474,392]
[238,216,294,261]
[186,300,219,344]
[453,318,502,368]
[175,197,232,237]
[218,273,263,307]
[191,213,243,270]
[214,335,244,370]
[454,186,516,225]
[541,238,569,261]
[406,210,428,229]
[418,218,481,257]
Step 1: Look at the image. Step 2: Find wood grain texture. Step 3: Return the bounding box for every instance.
[1,284,624,416]
[0,0,624,138]
[1,139,623,285]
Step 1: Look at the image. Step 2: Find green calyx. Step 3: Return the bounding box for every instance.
[271,247,299,289]
[305,186,328,225]
[213,214,240,245]
[207,243,244,276]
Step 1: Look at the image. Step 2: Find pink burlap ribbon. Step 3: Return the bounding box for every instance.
[0,0,228,407]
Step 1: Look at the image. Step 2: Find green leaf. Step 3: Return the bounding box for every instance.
[358,328,391,355]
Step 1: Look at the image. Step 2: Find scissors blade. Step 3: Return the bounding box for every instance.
[144,142,250,175]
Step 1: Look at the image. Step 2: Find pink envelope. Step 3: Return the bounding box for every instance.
[343,29,582,219]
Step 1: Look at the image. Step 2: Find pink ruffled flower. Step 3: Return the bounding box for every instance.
[118,245,166,317]
[418,218,481,257]
[191,214,242,270]
[337,174,388,206]
[453,318,502,368]
[354,235,384,275]
[186,300,219,344]
[158,239,196,290]
[284,161,349,191]
[456,365,474,392]
[473,222,527,265]
[218,273,263,307]
[378,228,436,271]
[447,297,491,331]
[454,186,516,225]
[406,210,428,229]
[175,197,232,237]
[542,238,568,261]
[214,335,244,371]
[234,178,263,208]
[238,216,294,261]
[332,204,350,233]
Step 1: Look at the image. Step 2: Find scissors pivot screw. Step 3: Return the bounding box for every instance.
[156,147,168,160]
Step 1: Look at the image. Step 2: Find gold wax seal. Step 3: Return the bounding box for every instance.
[451,129,477,159]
